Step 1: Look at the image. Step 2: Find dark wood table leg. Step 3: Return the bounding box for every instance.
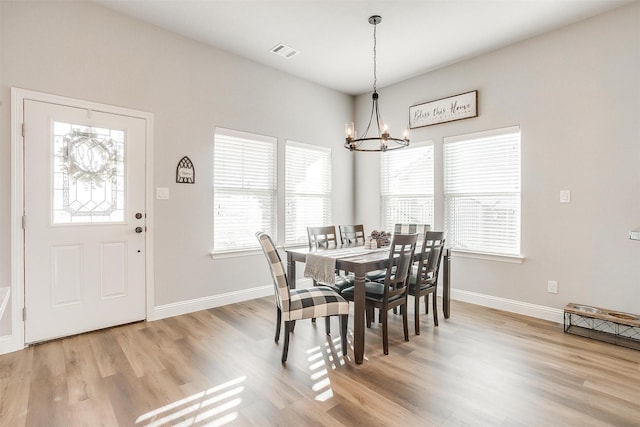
[287,252,296,289]
[287,252,297,330]
[353,267,366,364]
[443,249,450,319]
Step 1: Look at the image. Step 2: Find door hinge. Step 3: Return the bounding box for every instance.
[22,123,25,138]
[23,307,26,321]
[22,215,26,230]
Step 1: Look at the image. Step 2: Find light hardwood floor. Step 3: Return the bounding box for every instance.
[1,297,639,426]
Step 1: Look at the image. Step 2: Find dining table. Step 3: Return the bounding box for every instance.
[285,244,451,364]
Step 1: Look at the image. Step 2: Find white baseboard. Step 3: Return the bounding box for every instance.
[450,288,564,324]
[151,284,273,321]
[3,285,563,356]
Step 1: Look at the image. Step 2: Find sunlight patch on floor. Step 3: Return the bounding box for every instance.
[136,376,246,426]
[306,334,350,402]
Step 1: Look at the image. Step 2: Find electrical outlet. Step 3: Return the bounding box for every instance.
[547,280,558,294]
[559,190,571,203]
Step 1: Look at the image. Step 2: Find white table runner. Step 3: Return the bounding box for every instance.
[303,247,384,285]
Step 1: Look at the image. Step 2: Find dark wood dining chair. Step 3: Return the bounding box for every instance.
[306,226,354,292]
[307,225,340,249]
[394,223,431,242]
[341,233,418,355]
[388,223,431,315]
[256,231,349,364]
[339,224,366,245]
[340,224,386,282]
[409,231,446,334]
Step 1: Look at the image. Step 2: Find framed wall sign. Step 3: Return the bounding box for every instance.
[176,156,195,184]
[409,90,478,128]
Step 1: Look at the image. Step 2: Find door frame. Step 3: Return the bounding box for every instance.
[6,87,155,354]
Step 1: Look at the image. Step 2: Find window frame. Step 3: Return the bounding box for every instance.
[212,127,278,254]
[284,140,332,246]
[380,142,435,233]
[443,125,522,259]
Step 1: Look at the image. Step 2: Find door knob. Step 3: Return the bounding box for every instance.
[135,227,143,233]
[135,213,143,219]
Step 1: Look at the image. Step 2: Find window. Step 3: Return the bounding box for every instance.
[285,141,332,245]
[53,122,125,224]
[380,143,434,232]
[444,126,521,256]
[213,128,277,252]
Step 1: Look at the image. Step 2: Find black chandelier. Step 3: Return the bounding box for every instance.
[345,15,409,152]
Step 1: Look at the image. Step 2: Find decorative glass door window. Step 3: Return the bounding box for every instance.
[52,122,125,224]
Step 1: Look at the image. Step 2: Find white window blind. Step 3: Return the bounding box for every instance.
[213,128,277,252]
[285,141,332,245]
[380,144,434,232]
[444,126,521,255]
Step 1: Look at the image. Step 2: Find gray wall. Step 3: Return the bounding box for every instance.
[0,1,353,336]
[2,0,639,344]
[355,2,640,314]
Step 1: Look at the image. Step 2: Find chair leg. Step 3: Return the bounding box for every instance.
[312,318,316,324]
[275,307,282,342]
[414,294,421,335]
[402,302,409,341]
[325,316,331,335]
[432,293,439,327]
[366,306,373,328]
[340,314,348,355]
[424,294,429,314]
[382,308,389,355]
[282,321,291,364]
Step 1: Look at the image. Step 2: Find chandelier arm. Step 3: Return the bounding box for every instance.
[373,94,384,138]
[359,94,376,139]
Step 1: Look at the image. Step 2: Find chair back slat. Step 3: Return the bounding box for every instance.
[256,232,290,312]
[384,233,418,301]
[416,231,446,286]
[339,224,366,245]
[394,223,431,236]
[307,226,339,249]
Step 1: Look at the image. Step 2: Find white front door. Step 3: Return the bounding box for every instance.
[24,99,147,343]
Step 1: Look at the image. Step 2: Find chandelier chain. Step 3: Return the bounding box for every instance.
[373,21,377,92]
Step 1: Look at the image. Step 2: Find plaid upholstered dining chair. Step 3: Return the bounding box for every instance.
[256,232,349,364]
[306,226,355,334]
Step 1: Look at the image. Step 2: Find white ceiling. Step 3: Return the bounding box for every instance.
[93,0,633,95]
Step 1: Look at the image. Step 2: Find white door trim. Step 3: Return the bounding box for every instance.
[5,87,155,355]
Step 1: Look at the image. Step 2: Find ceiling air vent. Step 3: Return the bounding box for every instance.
[270,43,299,59]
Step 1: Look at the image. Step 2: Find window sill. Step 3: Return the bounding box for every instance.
[210,249,263,260]
[283,243,308,250]
[210,243,303,260]
[450,249,524,264]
